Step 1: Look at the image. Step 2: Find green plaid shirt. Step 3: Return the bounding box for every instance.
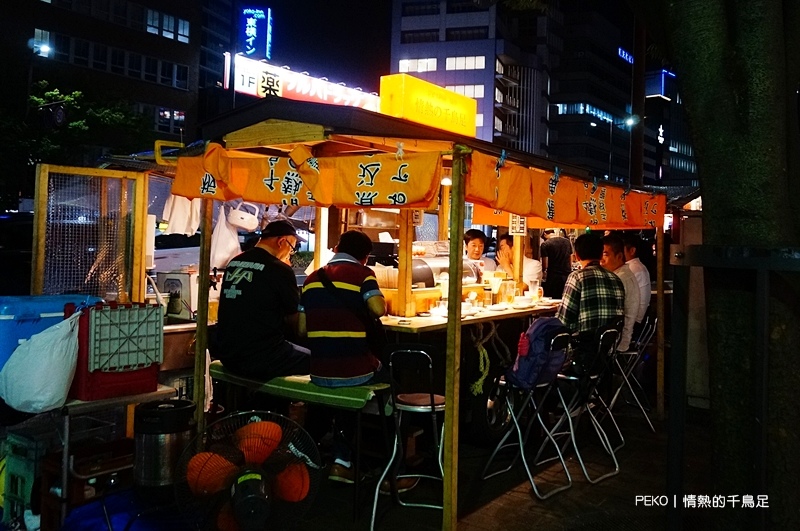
[556,261,625,333]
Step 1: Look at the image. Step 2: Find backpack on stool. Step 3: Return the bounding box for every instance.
[505,317,570,390]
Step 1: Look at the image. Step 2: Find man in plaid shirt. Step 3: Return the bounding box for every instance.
[556,233,625,333]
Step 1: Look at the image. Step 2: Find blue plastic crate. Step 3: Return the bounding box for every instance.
[0,295,102,371]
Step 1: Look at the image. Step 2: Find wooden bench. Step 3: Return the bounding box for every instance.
[208,360,390,520]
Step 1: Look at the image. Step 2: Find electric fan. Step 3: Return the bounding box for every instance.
[175,411,323,530]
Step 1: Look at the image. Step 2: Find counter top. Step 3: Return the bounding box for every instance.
[381,303,559,333]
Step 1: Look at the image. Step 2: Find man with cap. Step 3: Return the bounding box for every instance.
[540,228,573,298]
[213,219,310,380]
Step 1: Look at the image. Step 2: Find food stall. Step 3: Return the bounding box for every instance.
[170,86,666,528]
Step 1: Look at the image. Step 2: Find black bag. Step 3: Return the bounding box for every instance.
[316,267,387,356]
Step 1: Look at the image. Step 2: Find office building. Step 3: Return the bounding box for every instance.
[3,0,203,148]
[391,0,696,188]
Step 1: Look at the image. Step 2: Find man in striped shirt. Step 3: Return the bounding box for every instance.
[299,231,396,486]
[556,233,625,335]
[299,231,386,387]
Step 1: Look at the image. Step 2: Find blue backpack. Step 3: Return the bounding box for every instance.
[505,317,570,390]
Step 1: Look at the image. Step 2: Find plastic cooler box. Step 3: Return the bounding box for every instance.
[66,302,164,401]
[0,294,102,371]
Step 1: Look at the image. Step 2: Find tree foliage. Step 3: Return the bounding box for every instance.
[0,80,155,209]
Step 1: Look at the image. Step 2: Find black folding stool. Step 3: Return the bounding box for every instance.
[481,331,573,499]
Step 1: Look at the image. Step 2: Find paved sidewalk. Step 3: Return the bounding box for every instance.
[296,408,714,531]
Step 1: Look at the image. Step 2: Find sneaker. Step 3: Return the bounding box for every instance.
[328,463,356,484]
[380,477,420,495]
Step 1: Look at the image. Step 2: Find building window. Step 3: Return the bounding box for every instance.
[144,56,158,82]
[401,29,439,44]
[74,0,90,15]
[398,58,437,73]
[445,26,488,41]
[128,3,144,31]
[110,0,126,25]
[445,85,485,98]
[162,14,175,39]
[53,33,70,62]
[127,52,142,78]
[92,43,108,70]
[33,29,51,57]
[177,19,190,43]
[157,108,185,134]
[476,114,484,127]
[446,56,485,70]
[446,1,489,14]
[160,61,174,86]
[92,0,109,20]
[146,9,159,35]
[175,64,188,90]
[402,2,439,16]
[110,48,125,74]
[73,39,90,66]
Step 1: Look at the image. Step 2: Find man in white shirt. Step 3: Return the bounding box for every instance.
[600,234,640,352]
[622,233,651,323]
[496,234,542,294]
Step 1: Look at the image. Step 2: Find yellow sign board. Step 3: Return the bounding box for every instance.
[379,73,477,137]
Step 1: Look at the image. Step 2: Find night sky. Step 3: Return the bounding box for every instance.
[263,0,393,93]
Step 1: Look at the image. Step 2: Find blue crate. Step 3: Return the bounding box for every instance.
[0,295,102,371]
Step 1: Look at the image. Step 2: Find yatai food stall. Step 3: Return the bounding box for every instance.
[171,76,666,528]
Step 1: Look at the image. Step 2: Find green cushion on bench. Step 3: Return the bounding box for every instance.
[209,360,388,410]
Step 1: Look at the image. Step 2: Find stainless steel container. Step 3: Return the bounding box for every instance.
[134,399,196,487]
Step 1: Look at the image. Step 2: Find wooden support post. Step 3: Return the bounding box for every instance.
[313,207,328,269]
[397,210,414,317]
[438,183,450,241]
[192,198,214,437]
[131,172,148,302]
[443,146,468,531]
[31,164,49,294]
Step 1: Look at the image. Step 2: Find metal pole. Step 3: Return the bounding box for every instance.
[608,120,613,179]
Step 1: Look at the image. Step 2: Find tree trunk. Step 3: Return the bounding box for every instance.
[664,1,800,528]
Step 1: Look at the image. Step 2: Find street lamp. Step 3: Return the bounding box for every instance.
[590,115,638,182]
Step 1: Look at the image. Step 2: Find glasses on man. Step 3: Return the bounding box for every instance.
[282,238,300,255]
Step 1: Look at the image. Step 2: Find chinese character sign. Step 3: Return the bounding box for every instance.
[239,7,272,60]
[233,55,380,111]
[323,152,442,208]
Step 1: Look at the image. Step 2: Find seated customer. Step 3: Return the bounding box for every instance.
[463,228,496,277]
[600,233,640,352]
[212,220,310,380]
[556,233,625,335]
[300,231,418,491]
[496,234,542,293]
[300,230,385,387]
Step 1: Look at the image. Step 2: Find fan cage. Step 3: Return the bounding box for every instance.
[175,410,323,530]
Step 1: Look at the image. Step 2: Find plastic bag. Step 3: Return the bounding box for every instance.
[0,311,81,413]
[210,204,242,269]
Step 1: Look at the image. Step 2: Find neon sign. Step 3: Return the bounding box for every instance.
[232,55,380,112]
[618,47,634,64]
[239,7,272,60]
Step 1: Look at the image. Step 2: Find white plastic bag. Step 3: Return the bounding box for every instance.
[0,311,81,413]
[210,204,242,270]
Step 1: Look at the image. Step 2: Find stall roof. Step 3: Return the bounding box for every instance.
[199,97,593,178]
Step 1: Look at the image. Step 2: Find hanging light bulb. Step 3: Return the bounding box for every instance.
[441,168,453,186]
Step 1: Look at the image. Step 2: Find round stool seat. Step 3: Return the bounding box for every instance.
[397,392,445,408]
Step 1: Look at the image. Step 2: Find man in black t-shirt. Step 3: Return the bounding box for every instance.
[540,228,574,299]
[213,220,310,380]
